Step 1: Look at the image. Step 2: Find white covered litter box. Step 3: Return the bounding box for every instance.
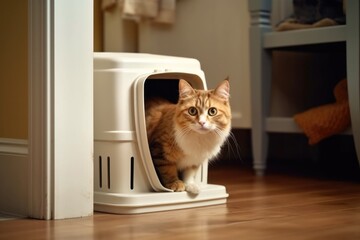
[94,52,228,214]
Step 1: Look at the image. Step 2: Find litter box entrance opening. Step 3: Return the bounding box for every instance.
[144,79,180,104]
[144,73,206,102]
[134,72,207,192]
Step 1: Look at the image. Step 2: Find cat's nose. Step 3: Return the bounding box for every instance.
[199,121,206,126]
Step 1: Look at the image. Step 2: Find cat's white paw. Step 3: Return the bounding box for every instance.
[185,183,200,195]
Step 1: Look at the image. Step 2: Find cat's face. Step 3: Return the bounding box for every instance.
[175,79,231,135]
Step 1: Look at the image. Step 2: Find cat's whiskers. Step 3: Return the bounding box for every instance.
[226,131,243,162]
[213,127,242,162]
[213,126,227,139]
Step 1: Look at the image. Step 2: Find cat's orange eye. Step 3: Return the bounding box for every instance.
[188,107,198,116]
[208,107,217,116]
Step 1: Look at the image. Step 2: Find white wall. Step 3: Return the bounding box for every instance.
[52,0,94,219]
[27,0,94,219]
[1,0,94,220]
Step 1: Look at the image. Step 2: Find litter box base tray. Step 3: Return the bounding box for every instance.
[94,184,228,214]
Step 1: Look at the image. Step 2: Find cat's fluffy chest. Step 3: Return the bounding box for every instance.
[174,126,228,170]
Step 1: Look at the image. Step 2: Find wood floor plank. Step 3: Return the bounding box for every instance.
[0,165,359,240]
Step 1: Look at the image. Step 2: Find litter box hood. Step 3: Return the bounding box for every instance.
[94,52,206,143]
[94,52,204,72]
[93,52,228,214]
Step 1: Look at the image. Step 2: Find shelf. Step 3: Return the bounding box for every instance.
[264,25,346,49]
[265,117,352,135]
[266,117,301,133]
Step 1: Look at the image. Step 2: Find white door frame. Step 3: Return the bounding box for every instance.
[28,0,93,220]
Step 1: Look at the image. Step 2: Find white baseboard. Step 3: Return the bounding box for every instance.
[0,149,28,217]
[0,138,28,156]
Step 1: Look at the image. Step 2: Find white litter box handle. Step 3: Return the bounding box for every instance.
[133,73,172,192]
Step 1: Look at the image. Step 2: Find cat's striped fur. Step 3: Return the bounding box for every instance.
[145,79,231,194]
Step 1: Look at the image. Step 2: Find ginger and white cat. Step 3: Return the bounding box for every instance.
[145,79,231,194]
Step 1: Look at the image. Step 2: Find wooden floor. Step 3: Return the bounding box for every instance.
[1,165,360,240]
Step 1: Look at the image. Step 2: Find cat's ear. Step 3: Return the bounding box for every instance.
[179,79,195,99]
[214,79,230,101]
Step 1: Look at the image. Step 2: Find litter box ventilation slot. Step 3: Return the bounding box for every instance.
[130,157,135,190]
[99,156,102,188]
[107,156,111,189]
[98,155,112,189]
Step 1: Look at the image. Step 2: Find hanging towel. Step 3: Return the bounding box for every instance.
[102,0,117,11]
[102,0,176,24]
[123,0,158,19]
[154,0,176,24]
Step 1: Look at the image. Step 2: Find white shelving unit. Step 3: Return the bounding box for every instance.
[264,25,347,48]
[249,0,359,175]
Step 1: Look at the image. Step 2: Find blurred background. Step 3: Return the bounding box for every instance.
[0,0,358,179]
